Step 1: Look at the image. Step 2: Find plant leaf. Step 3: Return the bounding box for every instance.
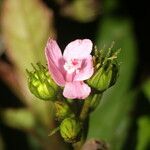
[136,116,150,150]
[1,108,36,130]
[88,17,137,150]
[1,0,55,73]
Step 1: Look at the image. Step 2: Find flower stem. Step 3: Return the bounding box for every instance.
[80,96,92,121]
[80,93,102,121]
[73,93,103,150]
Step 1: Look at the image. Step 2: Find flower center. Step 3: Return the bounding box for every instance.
[64,59,82,74]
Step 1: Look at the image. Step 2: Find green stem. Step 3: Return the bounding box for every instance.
[73,93,103,150]
[80,93,103,121]
[80,96,92,121]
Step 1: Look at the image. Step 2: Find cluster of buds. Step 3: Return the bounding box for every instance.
[26,63,82,143]
[26,40,120,144]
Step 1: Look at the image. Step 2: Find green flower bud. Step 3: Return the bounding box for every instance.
[60,118,81,143]
[87,64,118,92]
[54,101,73,121]
[26,63,58,100]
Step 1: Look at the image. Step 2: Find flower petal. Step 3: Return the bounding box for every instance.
[45,39,63,68]
[63,81,91,99]
[45,39,65,86]
[63,39,93,60]
[74,56,94,81]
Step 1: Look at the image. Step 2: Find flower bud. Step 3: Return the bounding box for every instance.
[60,118,81,143]
[26,63,58,100]
[54,101,73,121]
[88,43,120,92]
[87,64,118,92]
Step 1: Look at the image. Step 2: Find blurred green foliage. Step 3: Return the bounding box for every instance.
[1,0,56,128]
[142,78,150,102]
[88,17,137,150]
[1,108,36,130]
[136,116,150,150]
[1,0,55,73]
[60,0,100,22]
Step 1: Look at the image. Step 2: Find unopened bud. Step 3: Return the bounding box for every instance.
[88,43,120,92]
[60,118,81,143]
[87,64,118,92]
[26,63,58,100]
[54,101,73,121]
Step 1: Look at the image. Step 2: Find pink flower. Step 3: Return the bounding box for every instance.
[45,39,94,99]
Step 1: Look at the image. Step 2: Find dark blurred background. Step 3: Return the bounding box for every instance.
[0,0,150,150]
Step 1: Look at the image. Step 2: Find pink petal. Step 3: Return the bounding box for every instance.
[46,58,66,86]
[45,39,65,86]
[63,81,91,99]
[63,39,93,60]
[45,39,63,68]
[74,56,94,81]
[65,72,74,82]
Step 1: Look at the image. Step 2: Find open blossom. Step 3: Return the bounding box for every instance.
[45,39,94,99]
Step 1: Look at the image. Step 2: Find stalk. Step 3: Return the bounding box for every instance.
[73,93,103,150]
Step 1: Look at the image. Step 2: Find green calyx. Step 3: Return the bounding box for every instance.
[54,101,73,121]
[60,118,81,143]
[26,63,58,101]
[88,64,118,92]
[88,43,119,92]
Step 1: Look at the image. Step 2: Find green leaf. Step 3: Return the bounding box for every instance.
[142,78,150,102]
[1,108,36,130]
[136,116,150,150]
[88,17,137,150]
[1,0,55,73]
